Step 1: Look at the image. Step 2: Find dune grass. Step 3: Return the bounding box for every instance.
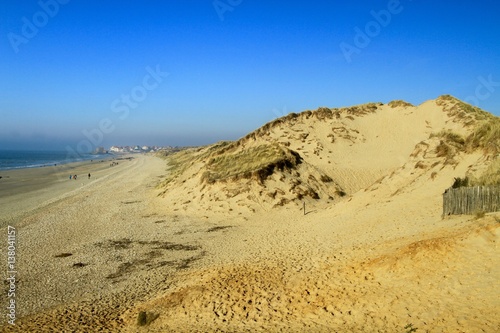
[388,100,414,108]
[202,143,301,184]
[157,148,198,187]
[437,95,495,126]
[430,130,466,164]
[474,158,500,186]
[430,112,500,162]
[466,117,500,154]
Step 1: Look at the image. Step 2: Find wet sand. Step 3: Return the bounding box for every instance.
[0,155,127,227]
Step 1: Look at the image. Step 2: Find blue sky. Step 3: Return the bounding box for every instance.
[1,1,499,151]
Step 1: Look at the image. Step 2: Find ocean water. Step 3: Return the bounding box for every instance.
[0,150,112,171]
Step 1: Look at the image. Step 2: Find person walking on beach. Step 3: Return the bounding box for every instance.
[88,173,91,179]
[74,174,77,180]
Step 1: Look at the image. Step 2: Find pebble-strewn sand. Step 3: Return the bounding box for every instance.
[1,155,202,331]
[0,154,499,332]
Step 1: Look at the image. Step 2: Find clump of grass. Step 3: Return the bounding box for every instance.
[430,130,466,164]
[388,100,414,108]
[157,142,234,189]
[201,144,301,184]
[466,117,500,154]
[157,149,199,187]
[452,177,469,188]
[436,95,494,126]
[320,174,333,183]
[474,210,486,219]
[404,323,418,333]
[431,130,466,146]
[472,157,500,186]
[345,102,381,116]
[314,107,340,120]
[336,189,347,197]
[137,311,159,326]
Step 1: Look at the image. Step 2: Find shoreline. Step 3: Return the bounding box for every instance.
[0,154,136,227]
[0,150,117,172]
[0,154,177,329]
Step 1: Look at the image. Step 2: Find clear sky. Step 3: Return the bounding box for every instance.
[1,0,499,151]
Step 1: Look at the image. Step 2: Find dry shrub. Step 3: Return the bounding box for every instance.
[273,198,290,207]
[473,158,500,186]
[466,117,500,154]
[388,100,414,108]
[431,130,465,146]
[414,161,427,169]
[320,174,333,183]
[452,177,469,188]
[345,102,381,116]
[474,210,486,219]
[431,130,466,164]
[137,311,159,326]
[336,189,347,197]
[436,95,494,125]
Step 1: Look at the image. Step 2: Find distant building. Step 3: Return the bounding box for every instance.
[108,145,176,153]
[93,147,107,154]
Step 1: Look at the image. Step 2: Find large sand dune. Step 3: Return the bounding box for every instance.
[1,96,499,332]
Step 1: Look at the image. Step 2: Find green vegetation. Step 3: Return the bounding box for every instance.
[467,117,500,154]
[201,143,301,184]
[157,148,199,187]
[345,102,382,116]
[436,95,495,126]
[474,210,486,219]
[404,323,418,333]
[449,157,500,188]
[452,177,469,188]
[320,174,333,183]
[137,311,159,326]
[430,130,466,165]
[431,130,465,146]
[388,100,414,108]
[430,114,500,166]
[473,158,500,186]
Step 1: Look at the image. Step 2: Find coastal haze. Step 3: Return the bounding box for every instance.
[1,1,500,332]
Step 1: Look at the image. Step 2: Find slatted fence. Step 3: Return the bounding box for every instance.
[443,186,500,216]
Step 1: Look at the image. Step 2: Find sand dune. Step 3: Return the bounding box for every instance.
[1,96,499,332]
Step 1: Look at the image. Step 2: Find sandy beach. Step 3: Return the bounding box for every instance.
[0,147,498,332]
[0,154,180,330]
[0,156,120,226]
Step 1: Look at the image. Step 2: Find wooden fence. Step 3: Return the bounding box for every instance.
[443,186,500,216]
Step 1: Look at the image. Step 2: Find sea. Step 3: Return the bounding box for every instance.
[0,150,112,171]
